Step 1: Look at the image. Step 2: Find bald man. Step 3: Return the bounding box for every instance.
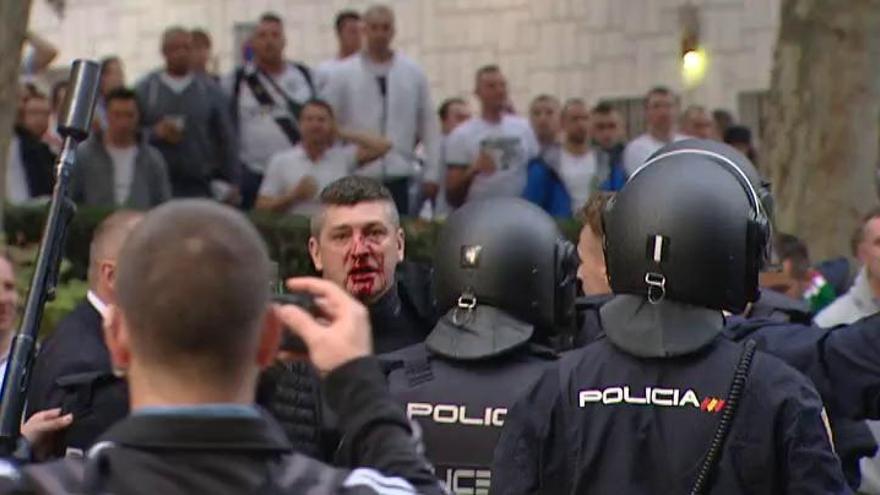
[26,210,143,458]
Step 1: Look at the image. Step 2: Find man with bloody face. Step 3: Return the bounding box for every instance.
[308,176,436,353]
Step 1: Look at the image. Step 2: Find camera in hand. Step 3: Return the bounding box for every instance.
[271,291,319,353]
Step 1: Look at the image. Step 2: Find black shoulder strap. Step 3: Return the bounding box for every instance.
[689,339,758,495]
[242,70,301,146]
[293,62,315,96]
[231,66,246,128]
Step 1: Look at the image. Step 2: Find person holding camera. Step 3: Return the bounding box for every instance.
[0,200,445,494]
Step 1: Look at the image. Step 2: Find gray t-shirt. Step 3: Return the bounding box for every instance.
[445,115,539,202]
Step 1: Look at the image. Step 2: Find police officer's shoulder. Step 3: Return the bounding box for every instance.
[379,343,433,380]
[742,342,826,402]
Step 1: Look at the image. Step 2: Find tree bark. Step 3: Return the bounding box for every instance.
[761,0,880,261]
[0,0,34,232]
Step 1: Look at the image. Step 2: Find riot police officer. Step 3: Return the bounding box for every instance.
[571,139,875,490]
[382,197,579,494]
[492,142,850,494]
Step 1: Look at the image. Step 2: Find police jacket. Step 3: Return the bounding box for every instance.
[575,296,874,490]
[723,315,877,490]
[724,311,880,422]
[0,358,446,495]
[493,296,850,495]
[383,342,557,493]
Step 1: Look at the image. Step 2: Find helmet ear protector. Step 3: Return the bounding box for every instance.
[603,148,771,304]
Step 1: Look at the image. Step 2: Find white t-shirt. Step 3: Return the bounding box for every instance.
[159,72,194,94]
[444,115,539,202]
[559,149,599,212]
[622,132,688,176]
[225,64,314,174]
[315,57,349,93]
[260,143,357,216]
[106,143,138,205]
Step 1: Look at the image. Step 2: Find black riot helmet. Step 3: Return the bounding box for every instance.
[604,140,771,313]
[431,198,578,357]
[656,138,774,222]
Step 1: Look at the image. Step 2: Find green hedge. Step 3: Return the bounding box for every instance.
[5,205,584,279]
[3,205,583,336]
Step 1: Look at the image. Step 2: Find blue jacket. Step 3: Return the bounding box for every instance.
[523,157,572,217]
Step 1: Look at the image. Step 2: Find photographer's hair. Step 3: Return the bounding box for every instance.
[310,176,399,237]
[115,200,272,382]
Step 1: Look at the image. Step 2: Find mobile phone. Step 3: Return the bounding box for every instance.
[272,292,316,353]
[270,262,316,353]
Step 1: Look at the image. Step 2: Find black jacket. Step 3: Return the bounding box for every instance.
[493,336,850,494]
[370,262,439,355]
[383,343,557,492]
[26,301,128,458]
[1,358,446,495]
[14,126,54,198]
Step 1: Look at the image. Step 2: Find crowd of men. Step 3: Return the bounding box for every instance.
[10,5,760,222]
[3,3,880,494]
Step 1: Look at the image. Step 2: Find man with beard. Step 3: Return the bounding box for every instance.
[308,176,436,353]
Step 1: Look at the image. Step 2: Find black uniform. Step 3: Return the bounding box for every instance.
[384,342,557,493]
[381,197,579,493]
[496,140,850,494]
[574,297,876,490]
[492,331,849,494]
[0,358,446,495]
[370,261,438,354]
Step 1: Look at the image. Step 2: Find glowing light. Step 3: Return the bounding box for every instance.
[682,48,708,87]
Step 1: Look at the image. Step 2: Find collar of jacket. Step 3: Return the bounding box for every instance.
[369,283,403,321]
[600,294,724,358]
[94,409,292,454]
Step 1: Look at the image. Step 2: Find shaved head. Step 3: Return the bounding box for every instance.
[115,200,272,381]
[364,4,394,22]
[88,210,144,287]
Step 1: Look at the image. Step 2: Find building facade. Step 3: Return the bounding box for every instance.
[30,0,779,138]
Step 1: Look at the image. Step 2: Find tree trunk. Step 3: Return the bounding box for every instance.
[0,0,34,232]
[761,0,880,262]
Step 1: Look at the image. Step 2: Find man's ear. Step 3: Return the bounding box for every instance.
[257,307,282,369]
[101,260,117,294]
[308,237,323,272]
[396,227,405,261]
[103,306,131,372]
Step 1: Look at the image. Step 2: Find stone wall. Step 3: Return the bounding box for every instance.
[29,0,780,128]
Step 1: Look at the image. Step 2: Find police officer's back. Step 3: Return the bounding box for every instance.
[383,198,578,493]
[492,142,849,494]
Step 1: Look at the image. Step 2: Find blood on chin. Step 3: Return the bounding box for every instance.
[346,273,386,300]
